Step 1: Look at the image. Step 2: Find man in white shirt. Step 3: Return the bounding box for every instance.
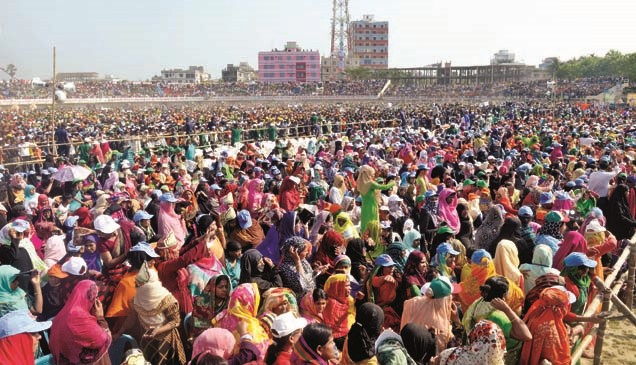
[587,158,621,214]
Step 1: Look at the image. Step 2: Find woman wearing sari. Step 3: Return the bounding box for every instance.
[553,231,588,271]
[213,283,270,361]
[240,249,282,295]
[323,273,355,351]
[519,287,572,365]
[329,174,347,206]
[340,302,384,365]
[115,262,186,365]
[50,280,111,365]
[246,179,266,218]
[403,250,429,299]
[458,249,497,311]
[313,231,345,269]
[157,193,188,249]
[357,165,395,233]
[299,288,328,325]
[279,236,316,297]
[192,274,230,337]
[474,205,504,252]
[494,238,524,290]
[437,189,460,234]
[439,320,506,365]
[519,244,560,294]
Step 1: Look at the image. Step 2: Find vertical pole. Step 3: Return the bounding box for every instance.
[593,286,612,365]
[51,46,57,156]
[626,240,636,308]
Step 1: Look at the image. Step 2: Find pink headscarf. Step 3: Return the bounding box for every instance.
[247,179,264,216]
[157,201,187,248]
[553,231,588,271]
[438,188,460,233]
[50,280,112,364]
[191,328,236,360]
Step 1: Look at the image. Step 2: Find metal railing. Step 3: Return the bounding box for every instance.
[570,237,636,364]
[0,118,399,170]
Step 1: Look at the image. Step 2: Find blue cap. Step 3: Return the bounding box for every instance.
[130,242,160,258]
[237,209,252,229]
[574,178,584,186]
[374,254,396,267]
[424,190,438,198]
[210,184,222,190]
[539,192,554,205]
[133,210,153,223]
[518,206,534,217]
[437,242,460,256]
[565,181,576,188]
[0,310,51,339]
[555,191,570,201]
[563,252,597,268]
[471,249,492,264]
[160,192,178,203]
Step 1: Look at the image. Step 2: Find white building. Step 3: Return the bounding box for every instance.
[155,66,210,84]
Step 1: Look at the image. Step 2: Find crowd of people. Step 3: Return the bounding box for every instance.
[0,77,622,100]
[0,98,634,365]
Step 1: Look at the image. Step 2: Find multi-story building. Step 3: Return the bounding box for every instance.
[155,66,210,84]
[258,42,321,83]
[222,62,258,82]
[55,72,99,82]
[321,55,360,81]
[348,15,389,69]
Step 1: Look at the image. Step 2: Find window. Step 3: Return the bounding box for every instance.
[287,56,292,61]
[280,73,285,77]
[297,55,305,60]
[311,73,317,77]
[278,56,283,60]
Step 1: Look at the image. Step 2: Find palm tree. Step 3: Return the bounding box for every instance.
[0,64,17,80]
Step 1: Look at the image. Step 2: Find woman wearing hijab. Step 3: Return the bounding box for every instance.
[519,287,572,365]
[213,283,270,361]
[458,249,497,311]
[279,236,316,298]
[247,179,266,218]
[439,320,506,365]
[114,262,186,365]
[157,193,188,248]
[0,265,41,317]
[329,174,347,206]
[0,309,52,365]
[357,165,395,233]
[308,211,332,245]
[493,238,524,290]
[437,189,460,234]
[552,231,587,271]
[299,288,328,325]
[279,176,302,212]
[403,250,429,299]
[50,280,111,365]
[323,273,355,350]
[23,185,38,217]
[43,228,67,268]
[192,274,230,337]
[375,330,417,365]
[313,230,345,269]
[606,183,636,240]
[74,206,94,228]
[492,216,533,266]
[400,324,436,365]
[240,249,282,295]
[519,244,560,294]
[341,303,384,364]
[291,323,339,365]
[474,205,504,252]
[191,327,260,365]
[455,201,474,250]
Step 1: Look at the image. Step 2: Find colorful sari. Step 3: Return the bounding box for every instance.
[459,253,497,310]
[440,320,506,365]
[192,274,230,336]
[299,293,324,324]
[323,274,355,339]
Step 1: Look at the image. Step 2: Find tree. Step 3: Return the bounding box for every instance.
[0,64,17,80]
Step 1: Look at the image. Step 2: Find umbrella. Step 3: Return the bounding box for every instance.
[51,165,92,182]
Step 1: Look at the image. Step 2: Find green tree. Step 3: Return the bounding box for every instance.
[0,64,17,79]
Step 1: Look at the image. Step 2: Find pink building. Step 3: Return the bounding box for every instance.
[258,42,321,83]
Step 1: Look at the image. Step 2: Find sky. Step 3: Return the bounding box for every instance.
[1,0,635,80]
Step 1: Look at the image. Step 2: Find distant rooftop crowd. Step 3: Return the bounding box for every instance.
[0,77,623,100]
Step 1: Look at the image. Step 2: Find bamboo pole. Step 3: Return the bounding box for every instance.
[626,239,636,308]
[593,276,636,327]
[593,284,612,365]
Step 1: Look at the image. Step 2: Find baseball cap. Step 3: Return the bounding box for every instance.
[237,210,253,229]
[462,179,476,186]
[471,249,492,264]
[476,180,488,189]
[424,190,438,198]
[415,195,425,203]
[374,254,396,267]
[288,176,301,185]
[130,242,160,258]
[436,242,460,256]
[93,215,120,234]
[0,310,51,339]
[270,312,308,338]
[518,206,534,217]
[133,210,154,223]
[545,211,569,223]
[421,276,461,298]
[160,192,178,203]
[563,252,597,268]
[437,226,455,235]
[210,184,222,190]
[61,257,88,276]
[11,219,30,233]
[539,192,554,205]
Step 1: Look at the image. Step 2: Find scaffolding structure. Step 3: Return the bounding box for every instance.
[330,0,350,73]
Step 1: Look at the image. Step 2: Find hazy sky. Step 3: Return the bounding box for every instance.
[1,0,634,80]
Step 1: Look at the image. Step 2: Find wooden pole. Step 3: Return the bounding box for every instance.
[626,239,636,308]
[593,276,636,327]
[51,46,57,156]
[593,284,612,365]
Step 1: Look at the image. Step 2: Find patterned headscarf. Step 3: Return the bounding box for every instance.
[439,320,506,365]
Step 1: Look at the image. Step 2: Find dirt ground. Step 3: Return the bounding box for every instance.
[580,309,636,365]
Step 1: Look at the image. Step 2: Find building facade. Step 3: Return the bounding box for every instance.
[348,15,388,69]
[155,66,210,84]
[321,55,360,81]
[222,62,258,82]
[55,72,99,82]
[258,42,321,83]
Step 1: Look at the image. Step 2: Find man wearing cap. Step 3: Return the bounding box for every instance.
[268,312,307,363]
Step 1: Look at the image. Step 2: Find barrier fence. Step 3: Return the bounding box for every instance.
[0,119,400,171]
[570,237,636,365]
